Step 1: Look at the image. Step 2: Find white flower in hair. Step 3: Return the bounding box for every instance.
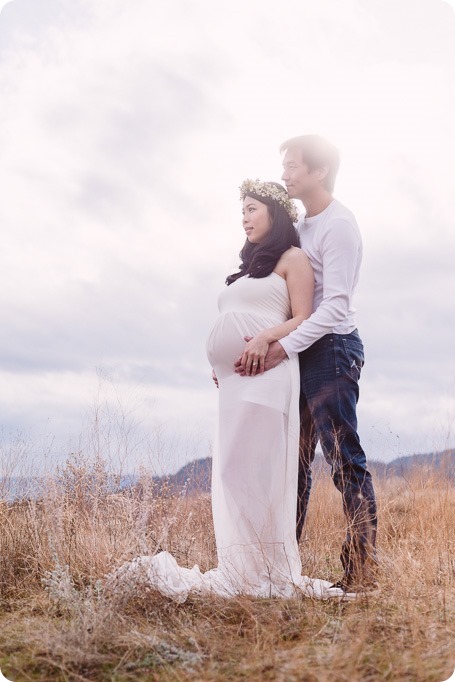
[239,179,299,223]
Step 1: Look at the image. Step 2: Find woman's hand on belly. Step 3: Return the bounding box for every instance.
[238,332,271,376]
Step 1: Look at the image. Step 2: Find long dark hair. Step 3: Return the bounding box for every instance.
[226,182,299,286]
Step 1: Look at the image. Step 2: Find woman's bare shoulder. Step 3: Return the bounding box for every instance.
[280,246,311,267]
[274,246,311,278]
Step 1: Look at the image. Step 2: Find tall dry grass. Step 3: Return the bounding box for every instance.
[0,451,454,681]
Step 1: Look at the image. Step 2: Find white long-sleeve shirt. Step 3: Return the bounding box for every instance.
[279,199,362,357]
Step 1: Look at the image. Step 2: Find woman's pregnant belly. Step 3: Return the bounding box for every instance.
[206,311,283,378]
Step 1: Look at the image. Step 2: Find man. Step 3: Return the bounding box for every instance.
[242,135,378,594]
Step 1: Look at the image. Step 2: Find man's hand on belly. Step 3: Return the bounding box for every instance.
[264,341,287,371]
[234,340,287,375]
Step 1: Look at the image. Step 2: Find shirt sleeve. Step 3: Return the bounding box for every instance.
[279,218,361,357]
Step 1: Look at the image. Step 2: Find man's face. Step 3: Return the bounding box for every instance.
[281,149,318,201]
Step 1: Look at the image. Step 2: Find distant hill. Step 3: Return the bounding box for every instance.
[2,450,453,502]
[151,457,212,496]
[372,450,455,479]
[152,449,454,496]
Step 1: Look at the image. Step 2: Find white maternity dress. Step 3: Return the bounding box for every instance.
[107,273,347,601]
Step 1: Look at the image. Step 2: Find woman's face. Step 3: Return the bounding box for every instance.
[242,196,272,244]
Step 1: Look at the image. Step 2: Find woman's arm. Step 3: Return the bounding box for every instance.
[240,248,314,376]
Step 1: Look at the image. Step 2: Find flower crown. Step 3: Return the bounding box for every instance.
[239,179,299,223]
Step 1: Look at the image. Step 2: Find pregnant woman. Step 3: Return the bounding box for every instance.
[206,179,313,597]
[108,181,349,601]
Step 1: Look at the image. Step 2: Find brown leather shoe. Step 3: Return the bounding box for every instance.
[330,577,380,595]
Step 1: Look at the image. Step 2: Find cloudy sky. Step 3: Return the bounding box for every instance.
[0,0,454,476]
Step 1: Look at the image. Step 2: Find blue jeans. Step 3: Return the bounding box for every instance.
[297,330,377,579]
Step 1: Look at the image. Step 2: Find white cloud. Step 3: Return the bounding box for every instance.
[0,0,454,472]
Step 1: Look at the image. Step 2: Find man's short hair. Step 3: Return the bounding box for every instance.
[280,134,340,192]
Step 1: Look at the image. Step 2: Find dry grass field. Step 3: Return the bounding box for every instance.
[0,452,454,681]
